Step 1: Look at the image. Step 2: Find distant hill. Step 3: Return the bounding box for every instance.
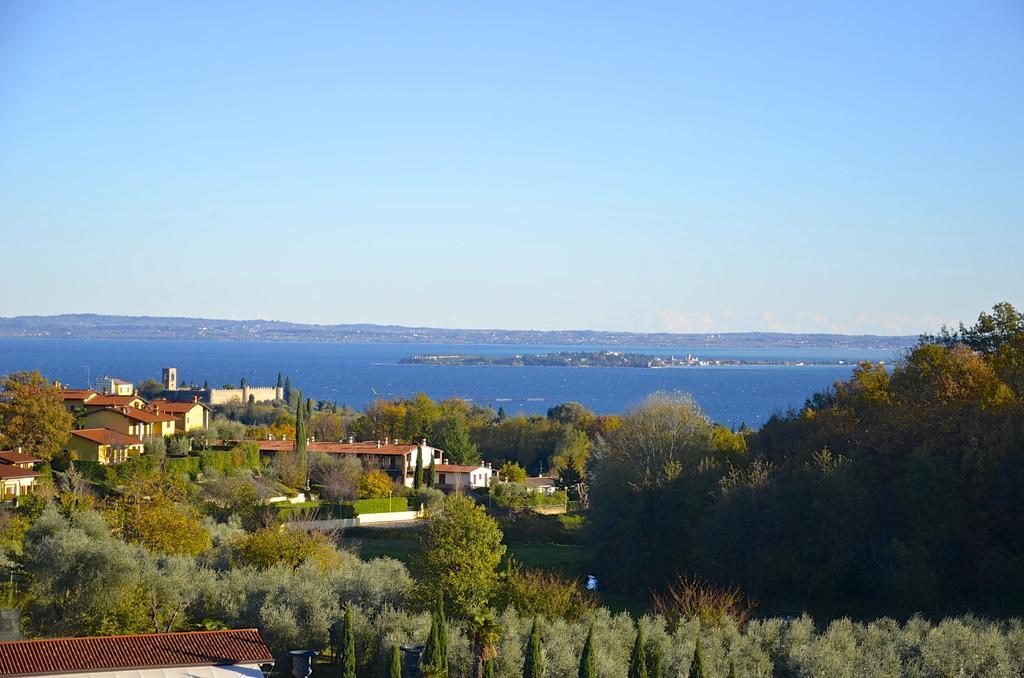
[0,313,916,349]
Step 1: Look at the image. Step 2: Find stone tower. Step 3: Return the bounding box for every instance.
[161,367,177,391]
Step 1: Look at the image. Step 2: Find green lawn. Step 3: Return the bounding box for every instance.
[342,530,650,615]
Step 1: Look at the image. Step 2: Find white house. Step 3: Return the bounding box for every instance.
[524,475,559,495]
[435,462,494,490]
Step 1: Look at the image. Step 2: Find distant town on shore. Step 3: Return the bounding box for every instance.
[0,313,917,349]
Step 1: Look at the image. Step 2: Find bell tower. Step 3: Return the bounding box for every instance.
[161,367,177,391]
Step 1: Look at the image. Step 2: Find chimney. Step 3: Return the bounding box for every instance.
[289,650,317,678]
[376,440,381,449]
[347,436,355,444]
[421,437,428,446]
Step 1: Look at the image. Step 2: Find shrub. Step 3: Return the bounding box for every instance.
[357,470,394,499]
[652,575,755,629]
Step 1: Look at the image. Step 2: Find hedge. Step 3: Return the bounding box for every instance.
[349,497,408,515]
[166,456,201,476]
[274,497,410,521]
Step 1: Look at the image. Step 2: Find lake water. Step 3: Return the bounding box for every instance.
[0,339,901,427]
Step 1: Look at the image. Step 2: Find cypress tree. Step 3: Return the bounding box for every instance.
[202,379,209,390]
[688,638,704,678]
[284,376,292,403]
[295,396,308,489]
[523,617,543,678]
[578,625,596,678]
[427,455,437,488]
[422,595,448,677]
[341,604,356,678]
[277,372,283,389]
[650,648,663,678]
[628,624,647,678]
[484,659,495,678]
[387,644,402,678]
[414,448,423,489]
[727,658,736,678]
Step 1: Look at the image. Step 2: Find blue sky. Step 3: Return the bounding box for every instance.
[1,1,1021,335]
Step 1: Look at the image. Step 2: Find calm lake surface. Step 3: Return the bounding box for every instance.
[0,339,901,427]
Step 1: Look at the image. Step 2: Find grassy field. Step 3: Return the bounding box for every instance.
[340,528,650,615]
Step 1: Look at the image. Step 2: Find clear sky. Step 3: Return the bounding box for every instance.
[1,1,1021,335]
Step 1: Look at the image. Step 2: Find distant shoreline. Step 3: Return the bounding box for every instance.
[0,314,917,350]
[400,351,884,368]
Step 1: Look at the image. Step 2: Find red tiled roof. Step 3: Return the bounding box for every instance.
[59,389,96,401]
[436,463,486,473]
[87,406,175,423]
[309,442,417,456]
[0,628,273,676]
[0,466,39,480]
[84,395,146,408]
[0,450,41,466]
[71,428,143,446]
[230,440,422,457]
[150,400,208,413]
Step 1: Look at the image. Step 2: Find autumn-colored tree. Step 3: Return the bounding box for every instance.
[499,461,527,483]
[234,527,341,571]
[105,474,209,556]
[357,469,394,499]
[0,371,73,461]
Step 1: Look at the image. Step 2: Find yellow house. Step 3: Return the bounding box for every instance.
[83,406,177,439]
[151,400,210,431]
[66,428,145,464]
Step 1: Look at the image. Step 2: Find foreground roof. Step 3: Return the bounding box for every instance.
[71,428,143,446]
[0,629,273,676]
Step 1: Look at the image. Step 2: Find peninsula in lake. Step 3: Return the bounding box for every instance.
[401,351,875,368]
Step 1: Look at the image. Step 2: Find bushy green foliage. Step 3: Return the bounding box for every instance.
[588,308,1024,619]
[414,495,506,619]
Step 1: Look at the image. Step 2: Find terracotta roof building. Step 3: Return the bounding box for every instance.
[0,628,274,677]
[67,428,145,465]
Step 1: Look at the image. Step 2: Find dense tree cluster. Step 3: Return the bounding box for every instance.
[589,304,1024,619]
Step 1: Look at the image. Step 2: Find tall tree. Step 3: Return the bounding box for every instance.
[727,658,736,678]
[422,595,449,678]
[277,372,283,389]
[340,604,356,678]
[628,624,648,678]
[688,639,704,678]
[522,618,543,678]
[427,455,437,488]
[295,396,308,488]
[439,416,480,465]
[650,648,663,678]
[0,371,73,461]
[284,376,293,404]
[414,495,506,618]
[466,609,499,678]
[484,659,495,678]
[414,448,424,489]
[387,644,402,678]
[578,625,596,678]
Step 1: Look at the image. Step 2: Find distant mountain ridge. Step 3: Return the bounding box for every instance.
[0,313,916,349]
